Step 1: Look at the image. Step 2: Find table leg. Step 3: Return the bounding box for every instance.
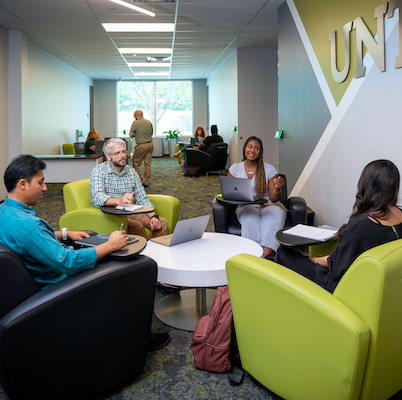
[196,287,207,314]
[155,288,216,331]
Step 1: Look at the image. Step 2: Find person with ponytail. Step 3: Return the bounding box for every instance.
[227,136,286,258]
[84,130,100,154]
[276,159,402,293]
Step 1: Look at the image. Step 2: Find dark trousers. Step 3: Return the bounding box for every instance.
[275,246,317,282]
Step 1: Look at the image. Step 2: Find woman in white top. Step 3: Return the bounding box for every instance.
[227,136,286,258]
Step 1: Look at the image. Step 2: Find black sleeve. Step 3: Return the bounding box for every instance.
[327,218,390,282]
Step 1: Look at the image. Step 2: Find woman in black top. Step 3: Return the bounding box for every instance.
[276,159,402,293]
[84,130,100,154]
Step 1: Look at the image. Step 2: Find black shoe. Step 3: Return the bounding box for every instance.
[149,333,170,351]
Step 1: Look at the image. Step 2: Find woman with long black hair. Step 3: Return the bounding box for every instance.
[276,159,402,293]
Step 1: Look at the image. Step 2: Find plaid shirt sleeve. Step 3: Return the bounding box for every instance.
[90,164,110,207]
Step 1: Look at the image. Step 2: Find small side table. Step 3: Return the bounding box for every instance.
[101,205,154,215]
[215,194,268,206]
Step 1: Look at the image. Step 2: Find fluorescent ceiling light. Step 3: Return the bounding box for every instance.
[136,72,170,76]
[103,23,174,32]
[129,62,170,68]
[119,48,172,54]
[108,0,155,17]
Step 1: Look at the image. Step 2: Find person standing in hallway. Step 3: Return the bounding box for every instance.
[129,109,153,187]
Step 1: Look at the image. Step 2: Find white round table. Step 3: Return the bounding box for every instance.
[141,232,262,331]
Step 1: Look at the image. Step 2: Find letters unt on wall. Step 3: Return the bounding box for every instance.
[329,1,401,83]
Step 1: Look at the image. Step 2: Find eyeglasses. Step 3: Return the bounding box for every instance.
[110,150,127,156]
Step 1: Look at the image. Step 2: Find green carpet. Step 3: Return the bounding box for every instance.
[0,156,283,400]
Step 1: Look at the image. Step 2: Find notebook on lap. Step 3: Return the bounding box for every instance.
[190,137,198,146]
[219,176,254,202]
[150,214,210,246]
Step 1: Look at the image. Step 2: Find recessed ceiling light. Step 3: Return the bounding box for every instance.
[119,48,172,54]
[128,62,171,67]
[103,23,175,32]
[135,72,170,76]
[108,0,155,17]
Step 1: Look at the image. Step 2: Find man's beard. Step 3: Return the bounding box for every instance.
[111,157,126,168]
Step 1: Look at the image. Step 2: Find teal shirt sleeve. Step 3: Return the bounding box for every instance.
[22,221,97,285]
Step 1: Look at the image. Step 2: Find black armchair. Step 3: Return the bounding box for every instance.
[0,243,157,400]
[213,175,307,235]
[186,142,228,175]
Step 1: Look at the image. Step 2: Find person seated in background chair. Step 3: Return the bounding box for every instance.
[276,159,402,293]
[198,124,222,152]
[228,136,286,258]
[176,125,223,175]
[0,154,171,351]
[84,129,100,154]
[171,126,206,168]
[0,154,129,288]
[90,138,168,240]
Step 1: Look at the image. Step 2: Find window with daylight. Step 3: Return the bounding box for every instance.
[117,81,192,137]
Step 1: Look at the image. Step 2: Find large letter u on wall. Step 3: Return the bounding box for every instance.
[329,21,352,83]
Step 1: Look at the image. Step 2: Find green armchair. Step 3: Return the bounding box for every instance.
[59,178,180,236]
[226,240,402,400]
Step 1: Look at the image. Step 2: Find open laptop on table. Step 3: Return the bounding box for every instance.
[219,176,255,202]
[150,214,210,246]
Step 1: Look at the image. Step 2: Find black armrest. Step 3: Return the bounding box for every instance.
[212,197,229,233]
[0,244,40,320]
[0,255,157,400]
[186,148,211,174]
[288,196,307,225]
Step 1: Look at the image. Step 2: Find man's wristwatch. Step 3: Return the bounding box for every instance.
[150,214,160,220]
[61,227,70,241]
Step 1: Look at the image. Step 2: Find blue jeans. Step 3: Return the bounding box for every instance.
[180,144,193,170]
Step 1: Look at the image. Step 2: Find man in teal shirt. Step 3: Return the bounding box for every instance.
[0,154,171,351]
[0,154,129,288]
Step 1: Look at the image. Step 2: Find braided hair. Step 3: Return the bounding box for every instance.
[242,136,266,199]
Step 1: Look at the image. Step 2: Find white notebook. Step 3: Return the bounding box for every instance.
[115,204,144,211]
[283,224,338,242]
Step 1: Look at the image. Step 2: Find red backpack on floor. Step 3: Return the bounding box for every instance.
[191,286,233,373]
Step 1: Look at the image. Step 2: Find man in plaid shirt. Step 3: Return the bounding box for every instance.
[90,138,167,240]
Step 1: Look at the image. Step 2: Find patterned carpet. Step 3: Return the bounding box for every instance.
[0,156,283,400]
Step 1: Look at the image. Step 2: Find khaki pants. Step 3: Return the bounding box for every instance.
[127,213,168,240]
[133,142,153,185]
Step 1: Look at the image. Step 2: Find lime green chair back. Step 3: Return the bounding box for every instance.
[63,178,92,212]
[147,194,180,234]
[60,179,127,233]
[226,239,402,400]
[60,179,180,237]
[62,144,76,155]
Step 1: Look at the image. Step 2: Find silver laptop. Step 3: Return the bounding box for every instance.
[219,176,254,202]
[150,214,210,246]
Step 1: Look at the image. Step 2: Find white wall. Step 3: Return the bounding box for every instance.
[0,26,8,199]
[237,48,279,169]
[93,80,117,138]
[26,44,93,155]
[207,51,239,165]
[192,79,208,131]
[9,31,27,160]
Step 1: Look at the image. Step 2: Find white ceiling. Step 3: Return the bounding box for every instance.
[0,0,283,80]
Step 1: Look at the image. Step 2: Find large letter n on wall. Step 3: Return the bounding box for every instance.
[354,2,387,78]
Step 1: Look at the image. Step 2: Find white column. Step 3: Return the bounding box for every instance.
[9,30,27,159]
